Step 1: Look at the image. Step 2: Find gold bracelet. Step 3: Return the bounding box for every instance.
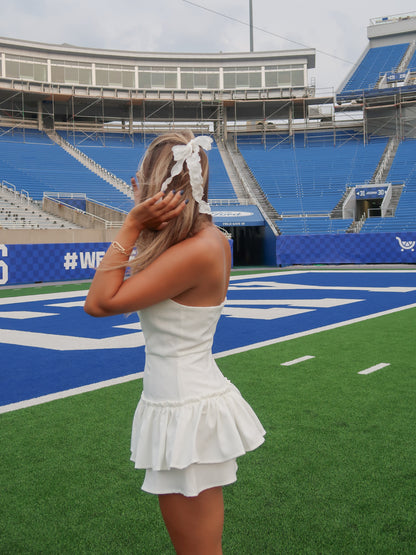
[111,241,130,256]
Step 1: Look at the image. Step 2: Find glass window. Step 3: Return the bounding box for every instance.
[108,70,122,86]
[51,64,65,83]
[5,56,48,81]
[96,69,108,86]
[278,70,291,86]
[138,71,151,88]
[223,72,235,88]
[5,60,20,78]
[65,66,78,83]
[20,62,34,79]
[34,64,48,81]
[194,71,207,88]
[265,71,278,87]
[292,69,304,86]
[165,72,177,88]
[79,67,92,85]
[207,73,219,89]
[122,70,134,88]
[236,72,249,87]
[181,72,193,89]
[151,71,164,87]
[249,72,262,87]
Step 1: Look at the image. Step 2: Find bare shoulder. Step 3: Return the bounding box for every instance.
[168,224,231,306]
[185,224,230,264]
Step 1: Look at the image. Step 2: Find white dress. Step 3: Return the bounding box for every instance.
[130,298,266,497]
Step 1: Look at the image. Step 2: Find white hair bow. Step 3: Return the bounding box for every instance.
[160,135,213,214]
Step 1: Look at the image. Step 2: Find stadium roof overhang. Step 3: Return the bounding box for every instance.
[0,36,316,68]
[0,37,318,125]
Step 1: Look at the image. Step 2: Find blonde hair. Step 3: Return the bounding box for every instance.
[129,130,211,273]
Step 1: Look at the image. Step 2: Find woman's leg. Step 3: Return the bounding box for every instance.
[158,486,224,555]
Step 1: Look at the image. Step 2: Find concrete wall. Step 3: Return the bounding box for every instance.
[0,228,119,244]
[86,200,127,222]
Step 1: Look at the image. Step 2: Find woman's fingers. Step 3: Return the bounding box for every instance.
[129,189,187,231]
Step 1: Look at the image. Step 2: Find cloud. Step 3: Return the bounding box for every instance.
[0,0,415,90]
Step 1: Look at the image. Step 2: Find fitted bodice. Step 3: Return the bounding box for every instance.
[138,298,224,358]
[137,298,227,403]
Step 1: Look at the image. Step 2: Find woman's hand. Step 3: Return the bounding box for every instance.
[127,180,187,232]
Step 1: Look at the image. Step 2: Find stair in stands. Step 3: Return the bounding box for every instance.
[45,130,133,200]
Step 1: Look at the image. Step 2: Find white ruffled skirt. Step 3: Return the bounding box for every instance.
[130,380,265,497]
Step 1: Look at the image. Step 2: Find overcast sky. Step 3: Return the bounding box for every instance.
[1,0,415,91]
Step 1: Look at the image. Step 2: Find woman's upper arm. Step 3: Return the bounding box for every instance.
[89,238,207,316]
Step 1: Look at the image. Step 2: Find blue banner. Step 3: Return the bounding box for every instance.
[355,186,388,199]
[0,240,234,285]
[276,232,416,266]
[0,242,110,285]
[386,71,408,82]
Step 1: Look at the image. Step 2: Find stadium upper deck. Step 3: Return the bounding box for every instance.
[0,37,317,127]
[337,12,416,102]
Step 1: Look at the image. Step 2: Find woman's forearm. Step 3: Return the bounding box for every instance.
[84,216,143,316]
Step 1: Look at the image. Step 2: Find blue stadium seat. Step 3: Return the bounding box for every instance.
[340,43,409,94]
[361,138,416,233]
[239,131,387,234]
[0,129,133,212]
[63,132,236,201]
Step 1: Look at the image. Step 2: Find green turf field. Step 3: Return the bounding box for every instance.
[1,278,416,554]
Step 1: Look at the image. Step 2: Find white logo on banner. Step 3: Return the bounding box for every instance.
[64,251,106,270]
[396,237,415,252]
[212,211,254,218]
[0,244,8,285]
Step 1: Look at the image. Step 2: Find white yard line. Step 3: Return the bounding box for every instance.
[0,372,144,414]
[281,356,315,366]
[358,363,390,375]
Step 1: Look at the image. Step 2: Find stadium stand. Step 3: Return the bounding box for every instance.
[339,43,409,95]
[360,138,416,232]
[238,131,388,234]
[0,184,79,229]
[61,132,237,201]
[0,129,133,212]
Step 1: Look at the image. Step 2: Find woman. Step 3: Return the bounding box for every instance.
[84,131,265,554]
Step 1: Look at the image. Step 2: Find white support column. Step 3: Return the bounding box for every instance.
[261,66,265,88]
[47,59,51,83]
[177,67,181,89]
[1,53,5,78]
[134,66,139,89]
[219,67,224,90]
[92,63,96,86]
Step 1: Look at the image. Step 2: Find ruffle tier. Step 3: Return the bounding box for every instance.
[130,381,265,471]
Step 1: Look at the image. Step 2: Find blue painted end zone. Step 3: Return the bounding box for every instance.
[276,232,416,266]
[1,270,416,408]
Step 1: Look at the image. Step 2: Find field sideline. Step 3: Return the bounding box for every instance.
[1,271,416,553]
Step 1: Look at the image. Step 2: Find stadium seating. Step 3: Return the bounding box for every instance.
[238,131,387,234]
[361,138,416,232]
[0,129,134,212]
[339,43,409,94]
[61,132,237,201]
